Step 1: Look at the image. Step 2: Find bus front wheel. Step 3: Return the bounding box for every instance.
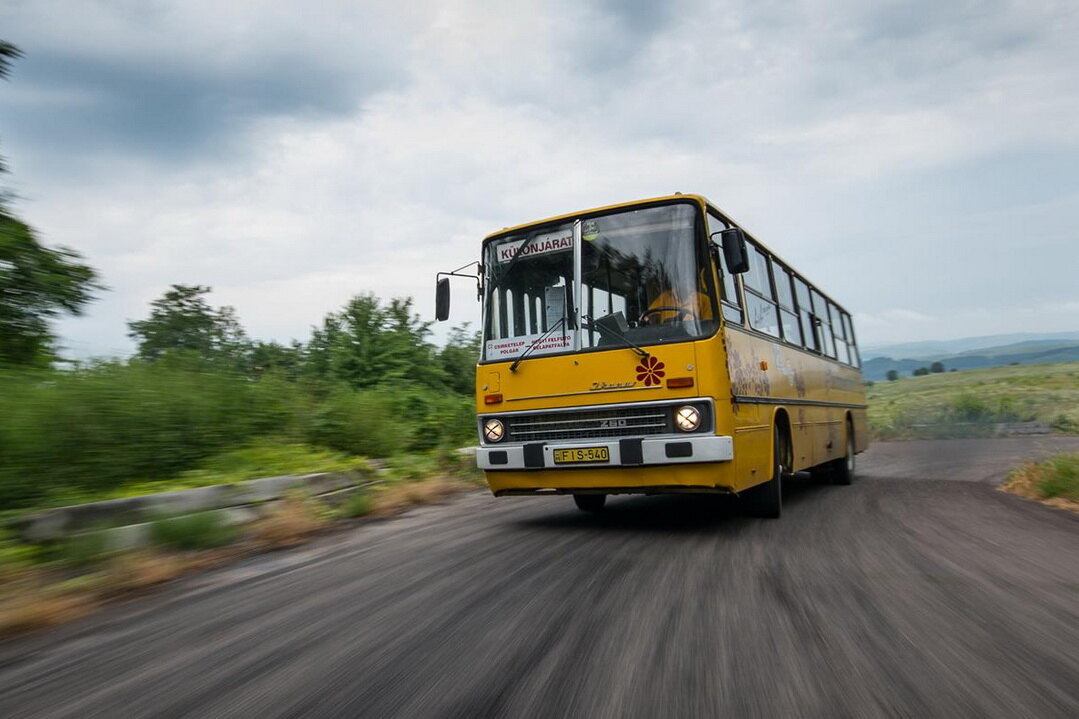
[742,430,783,519]
[573,494,607,512]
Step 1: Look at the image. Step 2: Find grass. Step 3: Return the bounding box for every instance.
[107,441,370,501]
[150,511,239,551]
[1001,453,1079,513]
[0,580,98,637]
[868,362,1079,440]
[19,441,371,512]
[249,494,333,549]
[1038,455,1079,500]
[0,551,191,637]
[341,492,373,518]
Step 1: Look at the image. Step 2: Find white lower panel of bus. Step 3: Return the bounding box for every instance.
[476,435,733,471]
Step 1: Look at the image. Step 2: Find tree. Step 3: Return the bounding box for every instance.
[439,323,481,395]
[0,43,103,366]
[930,361,945,373]
[305,293,446,389]
[0,41,20,77]
[886,370,899,381]
[128,285,247,365]
[0,41,23,197]
[912,366,929,376]
[0,216,102,366]
[248,340,304,380]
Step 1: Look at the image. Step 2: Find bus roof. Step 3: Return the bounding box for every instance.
[482,194,704,241]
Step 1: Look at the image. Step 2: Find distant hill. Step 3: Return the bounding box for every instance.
[862,332,1079,360]
[862,337,1079,381]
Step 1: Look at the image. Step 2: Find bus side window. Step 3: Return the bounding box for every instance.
[707,212,743,324]
[793,276,817,352]
[830,303,850,364]
[775,264,801,346]
[812,290,836,358]
[843,312,860,367]
[743,244,780,337]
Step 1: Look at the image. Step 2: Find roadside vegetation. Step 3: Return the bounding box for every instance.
[867,362,1079,440]
[0,286,480,512]
[0,451,483,638]
[1001,453,1079,513]
[0,361,476,512]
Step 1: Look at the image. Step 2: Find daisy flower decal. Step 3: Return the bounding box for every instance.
[635,356,665,386]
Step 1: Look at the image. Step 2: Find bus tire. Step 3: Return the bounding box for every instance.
[573,494,606,512]
[742,430,783,519]
[832,419,855,486]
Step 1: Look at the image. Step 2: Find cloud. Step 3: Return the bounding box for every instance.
[1,0,1077,357]
[0,0,415,172]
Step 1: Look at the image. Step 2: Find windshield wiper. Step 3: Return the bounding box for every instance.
[583,314,650,359]
[509,317,568,373]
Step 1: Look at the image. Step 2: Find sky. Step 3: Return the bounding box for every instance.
[1,0,1077,357]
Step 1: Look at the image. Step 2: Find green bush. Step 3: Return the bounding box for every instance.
[307,384,473,457]
[0,362,308,509]
[308,388,407,457]
[950,394,992,423]
[1052,414,1078,433]
[150,511,238,550]
[0,363,474,511]
[51,531,114,568]
[342,491,373,518]
[1039,455,1079,501]
[382,453,441,482]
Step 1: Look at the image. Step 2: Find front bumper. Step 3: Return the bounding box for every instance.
[476,434,733,471]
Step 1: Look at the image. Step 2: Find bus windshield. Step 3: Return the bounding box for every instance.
[482,203,717,362]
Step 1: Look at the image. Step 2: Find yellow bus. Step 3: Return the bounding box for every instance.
[435,194,868,518]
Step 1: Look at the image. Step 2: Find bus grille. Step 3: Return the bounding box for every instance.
[504,406,672,443]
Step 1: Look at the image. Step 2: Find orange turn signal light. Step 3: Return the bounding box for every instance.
[666,377,694,389]
[484,393,503,404]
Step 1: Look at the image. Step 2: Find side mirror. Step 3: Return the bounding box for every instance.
[714,227,749,274]
[435,277,450,321]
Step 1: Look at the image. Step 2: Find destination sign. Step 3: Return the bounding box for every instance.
[494,231,574,263]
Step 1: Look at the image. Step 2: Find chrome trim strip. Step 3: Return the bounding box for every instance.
[507,386,660,401]
[732,395,867,409]
[509,413,666,428]
[481,396,715,419]
[511,422,667,436]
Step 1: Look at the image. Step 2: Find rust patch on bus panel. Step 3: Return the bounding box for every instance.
[771,345,806,398]
[728,346,771,397]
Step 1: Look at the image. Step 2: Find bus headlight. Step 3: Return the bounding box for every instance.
[483,418,505,443]
[675,406,701,432]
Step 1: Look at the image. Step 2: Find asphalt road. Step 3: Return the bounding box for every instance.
[3,437,1079,719]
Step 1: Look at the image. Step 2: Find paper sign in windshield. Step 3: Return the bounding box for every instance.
[495,230,573,263]
[485,330,576,360]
